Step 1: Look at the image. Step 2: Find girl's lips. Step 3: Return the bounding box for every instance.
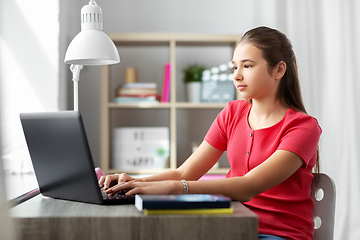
[237,85,247,91]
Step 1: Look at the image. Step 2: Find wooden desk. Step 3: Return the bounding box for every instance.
[11,194,258,240]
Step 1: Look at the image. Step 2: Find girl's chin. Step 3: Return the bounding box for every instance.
[238,92,251,100]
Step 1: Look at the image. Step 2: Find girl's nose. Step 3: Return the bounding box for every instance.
[233,70,243,82]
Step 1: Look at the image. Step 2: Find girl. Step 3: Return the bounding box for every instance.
[99,26,321,240]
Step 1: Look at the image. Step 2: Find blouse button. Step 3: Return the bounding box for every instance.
[246,152,249,156]
[250,132,253,137]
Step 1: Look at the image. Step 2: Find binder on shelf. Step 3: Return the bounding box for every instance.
[135,194,231,211]
[112,127,169,170]
[161,62,171,103]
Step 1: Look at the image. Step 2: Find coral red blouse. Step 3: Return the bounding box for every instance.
[204,100,321,240]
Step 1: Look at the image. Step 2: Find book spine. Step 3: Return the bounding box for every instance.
[121,83,157,89]
[115,94,159,98]
[161,63,171,103]
[135,195,144,211]
[114,97,159,103]
[144,208,234,215]
[141,200,230,209]
[117,88,157,95]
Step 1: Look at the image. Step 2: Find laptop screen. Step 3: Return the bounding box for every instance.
[20,111,103,204]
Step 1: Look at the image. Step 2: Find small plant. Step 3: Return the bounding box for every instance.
[183,64,206,83]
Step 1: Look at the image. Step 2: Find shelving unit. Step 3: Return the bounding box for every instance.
[100,33,242,175]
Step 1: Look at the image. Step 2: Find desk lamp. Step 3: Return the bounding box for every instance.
[64,0,120,111]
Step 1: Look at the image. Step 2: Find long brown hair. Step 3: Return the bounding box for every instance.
[239,26,320,174]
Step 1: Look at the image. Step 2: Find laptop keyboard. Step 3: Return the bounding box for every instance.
[101,187,135,204]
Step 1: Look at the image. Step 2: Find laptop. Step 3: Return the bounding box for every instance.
[20,111,134,205]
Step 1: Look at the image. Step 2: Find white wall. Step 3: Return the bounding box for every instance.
[0,0,60,173]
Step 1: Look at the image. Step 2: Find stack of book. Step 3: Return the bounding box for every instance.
[114,82,160,104]
[135,194,233,215]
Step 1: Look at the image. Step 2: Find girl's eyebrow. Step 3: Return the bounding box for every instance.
[241,59,255,63]
[231,59,256,64]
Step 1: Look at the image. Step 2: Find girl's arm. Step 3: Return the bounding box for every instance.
[105,142,304,202]
[185,149,304,201]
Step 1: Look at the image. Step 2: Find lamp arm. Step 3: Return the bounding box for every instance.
[70,64,83,111]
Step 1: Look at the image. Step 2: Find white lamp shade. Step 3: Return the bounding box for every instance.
[64,2,120,66]
[64,29,120,65]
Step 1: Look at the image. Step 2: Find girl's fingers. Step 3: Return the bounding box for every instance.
[106,180,132,193]
[99,173,139,190]
[103,174,121,189]
[98,176,105,187]
[125,187,141,196]
[117,173,134,184]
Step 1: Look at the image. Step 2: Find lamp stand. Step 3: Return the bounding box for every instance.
[70,64,83,111]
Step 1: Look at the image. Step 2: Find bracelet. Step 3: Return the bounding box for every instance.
[181,180,189,194]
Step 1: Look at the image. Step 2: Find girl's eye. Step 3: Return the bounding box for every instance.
[244,65,252,68]
[232,66,237,71]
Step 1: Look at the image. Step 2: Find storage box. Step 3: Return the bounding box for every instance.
[112,127,169,170]
[200,81,235,103]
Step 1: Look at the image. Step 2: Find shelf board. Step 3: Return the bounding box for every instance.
[108,102,227,109]
[108,102,171,109]
[108,33,242,45]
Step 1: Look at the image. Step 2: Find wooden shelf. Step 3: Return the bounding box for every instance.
[108,102,227,109]
[100,33,242,175]
[108,102,172,109]
[108,32,243,44]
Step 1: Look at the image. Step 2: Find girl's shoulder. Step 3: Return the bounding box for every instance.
[285,108,322,132]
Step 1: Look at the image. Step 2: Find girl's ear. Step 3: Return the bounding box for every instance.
[274,61,286,80]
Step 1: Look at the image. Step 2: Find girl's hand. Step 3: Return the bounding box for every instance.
[105,180,183,196]
[98,173,138,190]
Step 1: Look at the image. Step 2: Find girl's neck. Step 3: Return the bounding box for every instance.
[248,99,288,130]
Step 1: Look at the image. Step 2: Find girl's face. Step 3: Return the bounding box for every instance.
[232,42,281,101]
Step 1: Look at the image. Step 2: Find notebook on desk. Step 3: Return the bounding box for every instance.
[20,111,135,205]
